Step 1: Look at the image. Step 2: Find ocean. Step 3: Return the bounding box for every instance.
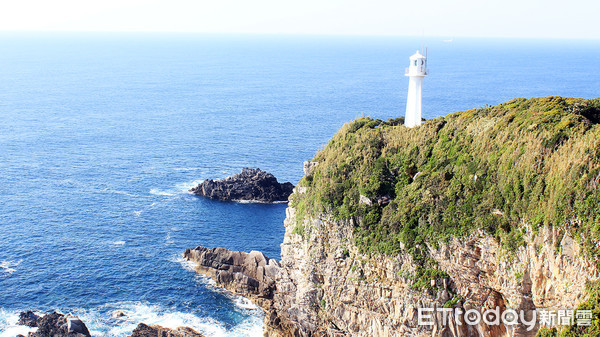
[0,32,598,336]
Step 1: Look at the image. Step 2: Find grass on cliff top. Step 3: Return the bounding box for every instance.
[292,96,600,288]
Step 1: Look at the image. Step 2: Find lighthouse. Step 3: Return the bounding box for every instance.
[405,50,427,128]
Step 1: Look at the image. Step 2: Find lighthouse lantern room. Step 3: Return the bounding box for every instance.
[405,50,427,128]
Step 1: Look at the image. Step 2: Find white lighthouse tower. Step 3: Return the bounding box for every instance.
[405,50,427,128]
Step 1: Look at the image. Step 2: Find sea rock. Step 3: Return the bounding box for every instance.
[183,245,318,336]
[183,247,281,311]
[21,311,91,337]
[66,317,88,335]
[112,310,127,319]
[17,311,40,327]
[189,168,294,203]
[130,323,207,337]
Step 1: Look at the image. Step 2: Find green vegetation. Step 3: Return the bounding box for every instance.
[291,223,305,238]
[291,96,600,289]
[444,293,463,308]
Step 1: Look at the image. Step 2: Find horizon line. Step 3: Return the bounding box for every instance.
[0,30,598,41]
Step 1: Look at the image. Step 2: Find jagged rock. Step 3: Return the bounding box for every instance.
[66,317,88,335]
[182,247,304,335]
[112,310,127,319]
[189,168,294,203]
[130,323,206,337]
[183,247,280,310]
[17,311,40,327]
[23,311,90,337]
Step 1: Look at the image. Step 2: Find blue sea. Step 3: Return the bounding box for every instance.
[0,33,598,336]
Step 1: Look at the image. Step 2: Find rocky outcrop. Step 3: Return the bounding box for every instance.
[15,312,206,337]
[189,168,294,203]
[182,247,302,334]
[18,311,41,327]
[184,173,599,337]
[17,311,91,337]
[130,323,207,337]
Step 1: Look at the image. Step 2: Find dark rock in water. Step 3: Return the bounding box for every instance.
[18,311,91,337]
[130,323,207,337]
[112,310,127,319]
[189,168,294,203]
[17,311,40,327]
[66,317,89,336]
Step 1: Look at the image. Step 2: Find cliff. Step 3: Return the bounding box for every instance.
[185,97,600,336]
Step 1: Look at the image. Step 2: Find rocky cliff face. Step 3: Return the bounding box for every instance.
[184,165,598,337]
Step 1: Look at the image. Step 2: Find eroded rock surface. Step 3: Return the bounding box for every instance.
[189,168,294,203]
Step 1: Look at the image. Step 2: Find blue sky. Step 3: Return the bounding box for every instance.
[0,0,598,39]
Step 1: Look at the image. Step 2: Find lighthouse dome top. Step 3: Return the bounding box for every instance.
[409,50,426,60]
[405,49,427,77]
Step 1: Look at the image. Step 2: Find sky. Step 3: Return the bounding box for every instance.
[0,0,598,39]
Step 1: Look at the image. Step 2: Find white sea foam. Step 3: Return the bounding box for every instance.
[164,233,174,245]
[235,199,288,204]
[233,297,260,311]
[133,210,142,217]
[149,179,205,198]
[171,256,197,273]
[110,241,126,246]
[102,188,140,198]
[175,179,204,193]
[0,260,22,275]
[0,309,37,337]
[72,301,264,337]
[149,188,176,197]
[173,168,201,172]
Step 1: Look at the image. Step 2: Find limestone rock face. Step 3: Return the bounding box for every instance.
[130,323,207,337]
[189,168,294,203]
[274,208,598,337]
